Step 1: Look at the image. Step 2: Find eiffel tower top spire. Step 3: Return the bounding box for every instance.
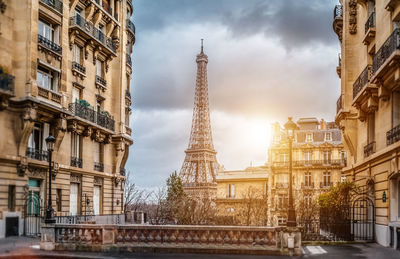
[179,40,218,198]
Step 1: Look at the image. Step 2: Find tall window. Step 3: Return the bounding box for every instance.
[306,133,313,142]
[96,60,104,77]
[304,151,312,162]
[340,174,347,183]
[393,91,400,127]
[280,153,289,162]
[69,183,79,216]
[277,195,288,209]
[323,172,331,186]
[27,179,41,216]
[304,195,311,208]
[56,189,62,212]
[38,19,53,41]
[93,185,101,215]
[28,122,49,152]
[323,151,331,164]
[71,133,81,159]
[37,66,58,92]
[125,108,130,125]
[73,44,82,64]
[341,151,347,163]
[94,142,104,164]
[367,113,375,143]
[325,132,332,141]
[304,172,312,187]
[227,184,235,198]
[72,86,80,103]
[8,185,16,211]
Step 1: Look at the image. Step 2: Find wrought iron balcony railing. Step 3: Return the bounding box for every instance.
[69,102,96,123]
[71,157,82,168]
[40,0,63,13]
[272,159,345,167]
[334,5,343,20]
[94,162,104,172]
[72,61,86,74]
[372,28,400,75]
[120,168,126,176]
[127,19,136,35]
[0,70,14,94]
[126,53,132,67]
[364,141,376,158]
[38,34,62,55]
[301,182,314,189]
[320,182,333,189]
[96,75,107,88]
[69,15,116,54]
[353,65,371,99]
[97,111,115,131]
[387,124,400,146]
[26,147,48,161]
[365,11,376,34]
[337,95,343,113]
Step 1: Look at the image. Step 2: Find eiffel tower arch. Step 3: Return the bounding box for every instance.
[180,40,218,200]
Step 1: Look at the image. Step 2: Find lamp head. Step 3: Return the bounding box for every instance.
[284,117,298,137]
[45,135,56,152]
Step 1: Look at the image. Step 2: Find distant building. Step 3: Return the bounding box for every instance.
[0,0,134,238]
[216,166,269,225]
[268,118,346,226]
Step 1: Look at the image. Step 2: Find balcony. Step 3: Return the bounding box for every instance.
[353,66,371,99]
[69,15,117,56]
[126,53,132,67]
[301,182,314,189]
[333,5,343,42]
[71,157,82,168]
[38,34,62,55]
[372,28,400,83]
[387,124,400,146]
[120,168,126,176]
[126,19,136,36]
[0,70,14,96]
[69,102,115,131]
[39,0,63,14]
[336,53,341,78]
[320,182,333,189]
[364,141,376,158]
[37,86,62,104]
[94,162,104,172]
[72,61,86,75]
[95,75,107,90]
[363,11,376,45]
[336,95,343,114]
[26,147,48,161]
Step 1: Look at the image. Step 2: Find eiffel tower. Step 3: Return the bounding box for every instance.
[180,40,218,199]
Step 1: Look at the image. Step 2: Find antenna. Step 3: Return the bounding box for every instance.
[201,39,204,53]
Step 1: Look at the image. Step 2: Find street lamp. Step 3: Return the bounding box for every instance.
[284,117,298,227]
[45,135,56,224]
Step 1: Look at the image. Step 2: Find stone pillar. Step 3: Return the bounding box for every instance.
[40,223,56,251]
[279,227,302,256]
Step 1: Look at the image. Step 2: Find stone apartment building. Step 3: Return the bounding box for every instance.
[0,0,134,238]
[333,0,400,247]
[268,118,346,226]
[216,166,269,226]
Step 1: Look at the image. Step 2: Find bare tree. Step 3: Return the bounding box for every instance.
[237,187,268,226]
[124,170,152,213]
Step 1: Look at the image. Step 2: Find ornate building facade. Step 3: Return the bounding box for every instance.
[180,42,219,199]
[215,166,269,225]
[0,0,134,238]
[268,118,346,226]
[333,0,400,247]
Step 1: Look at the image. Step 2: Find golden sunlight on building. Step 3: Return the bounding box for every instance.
[0,0,134,238]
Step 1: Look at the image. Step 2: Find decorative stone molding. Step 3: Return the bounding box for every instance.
[52,162,59,180]
[91,129,105,142]
[83,126,93,137]
[54,115,67,152]
[0,0,7,14]
[17,156,28,177]
[17,105,38,156]
[27,167,47,179]
[70,173,81,183]
[113,176,121,187]
[349,0,357,34]
[94,176,103,186]
[0,96,9,110]
[104,134,112,144]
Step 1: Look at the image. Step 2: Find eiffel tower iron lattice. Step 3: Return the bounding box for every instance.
[179,40,218,198]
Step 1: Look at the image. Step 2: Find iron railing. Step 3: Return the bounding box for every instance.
[38,34,62,55]
[26,147,48,161]
[69,102,96,123]
[337,95,343,113]
[94,162,104,172]
[365,11,376,34]
[301,182,314,189]
[120,168,126,176]
[320,182,333,188]
[72,61,86,74]
[0,70,14,94]
[364,141,376,157]
[70,157,82,168]
[127,19,136,34]
[96,75,107,88]
[387,124,400,145]
[353,65,371,99]
[372,28,400,74]
[334,5,343,20]
[69,15,116,53]
[97,111,115,131]
[272,159,345,167]
[40,0,63,13]
[126,53,132,67]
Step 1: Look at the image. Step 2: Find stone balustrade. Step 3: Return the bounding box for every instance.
[42,224,302,255]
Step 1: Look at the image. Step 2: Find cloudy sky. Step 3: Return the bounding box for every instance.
[127,0,341,189]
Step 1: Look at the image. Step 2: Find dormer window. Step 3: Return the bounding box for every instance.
[325,132,332,141]
[306,133,313,142]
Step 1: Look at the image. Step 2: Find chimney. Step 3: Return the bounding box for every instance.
[320,119,327,130]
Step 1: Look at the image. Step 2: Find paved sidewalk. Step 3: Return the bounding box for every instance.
[0,237,399,258]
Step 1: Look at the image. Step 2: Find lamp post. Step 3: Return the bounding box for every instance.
[284,117,298,227]
[45,135,56,224]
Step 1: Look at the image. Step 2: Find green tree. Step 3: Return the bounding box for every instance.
[165,171,187,222]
